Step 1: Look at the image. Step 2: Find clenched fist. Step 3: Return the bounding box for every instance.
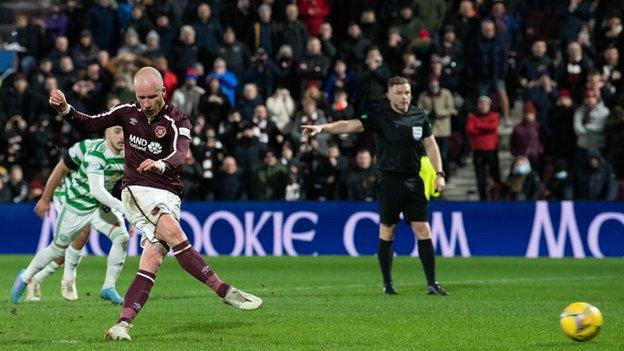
[49,89,68,115]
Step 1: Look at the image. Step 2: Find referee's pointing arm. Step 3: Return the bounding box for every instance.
[301,119,365,136]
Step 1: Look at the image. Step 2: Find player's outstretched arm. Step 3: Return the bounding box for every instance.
[87,173,124,213]
[301,119,364,136]
[34,159,71,218]
[49,89,123,133]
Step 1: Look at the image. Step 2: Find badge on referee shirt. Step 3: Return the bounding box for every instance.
[412,126,423,140]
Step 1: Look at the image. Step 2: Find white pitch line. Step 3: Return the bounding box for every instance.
[261,275,623,292]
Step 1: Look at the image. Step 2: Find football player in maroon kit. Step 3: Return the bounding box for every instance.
[49,67,262,341]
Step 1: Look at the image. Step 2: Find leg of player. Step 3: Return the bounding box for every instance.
[26,256,64,302]
[11,242,66,303]
[378,223,398,295]
[157,214,262,310]
[100,224,129,305]
[411,221,448,296]
[61,226,90,301]
[106,240,166,341]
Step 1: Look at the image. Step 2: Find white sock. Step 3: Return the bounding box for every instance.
[63,246,84,282]
[31,261,60,283]
[22,244,65,283]
[103,230,129,289]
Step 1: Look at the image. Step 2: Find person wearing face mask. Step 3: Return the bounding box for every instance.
[545,159,574,200]
[500,156,541,200]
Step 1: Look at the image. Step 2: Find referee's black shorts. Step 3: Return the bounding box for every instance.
[377,172,429,224]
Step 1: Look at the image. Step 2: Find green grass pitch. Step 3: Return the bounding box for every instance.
[1,255,622,350]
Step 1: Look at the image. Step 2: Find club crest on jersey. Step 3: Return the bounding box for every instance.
[154,125,167,138]
[412,126,423,140]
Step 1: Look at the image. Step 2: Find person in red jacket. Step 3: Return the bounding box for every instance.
[298,0,330,37]
[466,96,501,200]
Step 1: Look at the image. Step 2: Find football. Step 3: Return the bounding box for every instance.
[560,302,604,342]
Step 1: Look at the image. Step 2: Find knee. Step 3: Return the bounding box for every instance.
[110,227,130,246]
[50,243,66,258]
[412,223,430,240]
[379,223,396,241]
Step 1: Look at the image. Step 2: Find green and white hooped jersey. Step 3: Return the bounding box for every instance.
[54,139,125,213]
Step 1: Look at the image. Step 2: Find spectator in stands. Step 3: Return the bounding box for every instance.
[314,142,347,200]
[299,0,330,37]
[434,27,464,93]
[0,172,11,202]
[275,45,297,94]
[443,0,480,53]
[574,89,609,160]
[556,0,593,47]
[466,96,501,200]
[381,27,404,76]
[236,122,267,192]
[324,59,358,105]
[573,149,618,200]
[600,47,623,107]
[182,150,204,200]
[266,87,296,134]
[244,47,280,99]
[107,75,134,104]
[595,12,624,52]
[604,105,624,180]
[251,104,282,152]
[340,23,369,72]
[278,4,309,62]
[29,58,54,93]
[488,1,520,55]
[237,83,263,121]
[170,25,199,81]
[118,27,146,56]
[173,68,205,119]
[1,114,28,166]
[545,159,574,200]
[519,40,554,92]
[253,149,289,200]
[360,46,390,113]
[500,156,541,200]
[192,3,222,56]
[346,149,376,201]
[217,27,251,83]
[47,36,70,71]
[127,4,154,42]
[86,0,119,54]
[206,57,238,107]
[524,73,558,123]
[399,51,423,92]
[143,30,164,60]
[418,78,456,175]
[474,20,511,125]
[252,4,277,55]
[397,3,424,41]
[558,41,594,101]
[318,22,337,60]
[546,89,578,166]
[291,98,329,154]
[215,156,246,200]
[218,110,243,154]
[297,38,330,92]
[71,31,99,70]
[510,102,543,168]
[44,3,68,40]
[1,74,31,126]
[155,13,176,57]
[152,56,178,101]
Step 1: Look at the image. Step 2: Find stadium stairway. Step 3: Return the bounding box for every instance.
[443,100,523,201]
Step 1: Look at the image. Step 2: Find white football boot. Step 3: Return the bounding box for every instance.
[61,279,78,301]
[223,287,262,310]
[26,280,41,302]
[105,321,132,341]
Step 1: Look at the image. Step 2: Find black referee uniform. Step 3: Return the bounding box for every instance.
[360,101,447,295]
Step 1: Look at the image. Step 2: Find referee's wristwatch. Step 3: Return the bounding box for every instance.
[436,171,446,179]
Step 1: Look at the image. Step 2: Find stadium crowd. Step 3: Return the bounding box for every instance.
[0,0,622,202]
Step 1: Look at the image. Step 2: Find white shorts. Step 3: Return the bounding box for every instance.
[54,205,124,246]
[121,185,181,246]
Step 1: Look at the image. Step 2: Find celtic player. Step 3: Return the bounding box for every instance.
[11,126,129,304]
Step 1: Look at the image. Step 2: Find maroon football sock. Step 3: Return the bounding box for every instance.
[118,270,155,324]
[172,240,230,297]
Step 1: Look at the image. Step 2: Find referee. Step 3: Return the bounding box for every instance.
[302,76,447,296]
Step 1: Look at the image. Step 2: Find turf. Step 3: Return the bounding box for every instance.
[1,255,622,350]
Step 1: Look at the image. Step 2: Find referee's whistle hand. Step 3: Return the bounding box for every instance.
[301,125,322,136]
